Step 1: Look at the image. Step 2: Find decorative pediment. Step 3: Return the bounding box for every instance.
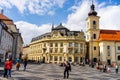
[52,31,62,38]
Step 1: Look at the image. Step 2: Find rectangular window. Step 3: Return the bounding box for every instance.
[50,43,53,47]
[118,46,120,50]
[94,46,96,50]
[44,43,46,47]
[60,43,63,47]
[80,49,83,54]
[54,56,57,61]
[75,43,78,47]
[75,49,78,53]
[107,45,110,49]
[69,42,72,47]
[60,48,63,53]
[55,43,58,47]
[55,48,58,53]
[60,56,62,61]
[50,56,52,61]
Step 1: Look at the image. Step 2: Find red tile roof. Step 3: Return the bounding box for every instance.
[0,13,14,25]
[99,29,120,41]
[0,13,11,20]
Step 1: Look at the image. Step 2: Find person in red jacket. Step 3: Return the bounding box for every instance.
[5,59,12,78]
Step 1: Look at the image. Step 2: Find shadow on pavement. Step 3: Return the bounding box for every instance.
[0,62,4,77]
[0,70,4,77]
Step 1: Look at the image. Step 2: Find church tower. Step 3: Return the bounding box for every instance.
[86,2,100,63]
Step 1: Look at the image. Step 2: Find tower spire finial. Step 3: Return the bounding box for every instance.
[88,0,97,16]
[92,0,93,4]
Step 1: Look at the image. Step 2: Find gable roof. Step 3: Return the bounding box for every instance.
[0,13,11,20]
[99,29,120,41]
[0,14,14,25]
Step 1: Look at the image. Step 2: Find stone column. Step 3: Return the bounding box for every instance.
[72,55,74,63]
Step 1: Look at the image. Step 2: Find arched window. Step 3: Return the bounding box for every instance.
[118,56,120,60]
[93,21,96,29]
[93,21,96,25]
[93,34,96,39]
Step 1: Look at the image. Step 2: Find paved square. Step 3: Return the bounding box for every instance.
[0,63,120,80]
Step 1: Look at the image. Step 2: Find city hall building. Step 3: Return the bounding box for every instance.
[23,3,120,65]
[26,23,86,64]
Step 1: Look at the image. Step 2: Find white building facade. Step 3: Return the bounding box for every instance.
[0,21,14,62]
[0,12,23,61]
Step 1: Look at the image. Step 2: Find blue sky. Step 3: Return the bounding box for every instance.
[0,0,120,44]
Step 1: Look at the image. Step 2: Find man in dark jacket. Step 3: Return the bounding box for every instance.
[63,61,71,79]
[23,59,28,71]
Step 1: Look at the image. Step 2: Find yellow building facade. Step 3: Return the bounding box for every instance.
[27,23,86,64]
[86,3,120,65]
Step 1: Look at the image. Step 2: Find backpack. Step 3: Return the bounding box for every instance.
[16,63,20,67]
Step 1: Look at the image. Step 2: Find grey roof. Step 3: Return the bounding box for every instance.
[53,23,69,30]
[31,24,83,42]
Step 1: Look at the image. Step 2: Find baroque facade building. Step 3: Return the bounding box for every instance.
[27,23,86,64]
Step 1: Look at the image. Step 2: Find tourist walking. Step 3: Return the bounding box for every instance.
[23,59,28,71]
[16,62,20,70]
[3,59,8,78]
[115,64,119,74]
[63,61,71,79]
[4,58,12,78]
[103,64,107,72]
[15,58,20,70]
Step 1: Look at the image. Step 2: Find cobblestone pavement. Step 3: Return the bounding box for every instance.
[0,63,120,80]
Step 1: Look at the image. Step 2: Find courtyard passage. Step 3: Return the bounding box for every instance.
[0,63,120,80]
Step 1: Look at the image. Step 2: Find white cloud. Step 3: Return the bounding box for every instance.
[98,5,120,29]
[14,0,120,44]
[48,10,55,15]
[66,0,120,32]
[0,0,12,9]
[15,21,52,44]
[0,0,66,15]
[66,0,90,31]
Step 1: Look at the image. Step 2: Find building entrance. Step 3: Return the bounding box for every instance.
[107,59,111,65]
[93,58,97,62]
